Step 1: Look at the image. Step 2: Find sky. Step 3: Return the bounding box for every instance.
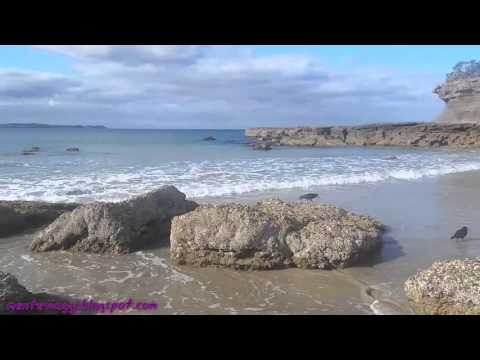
[0,45,479,129]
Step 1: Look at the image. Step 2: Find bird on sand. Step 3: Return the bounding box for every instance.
[299,193,318,201]
[451,226,468,241]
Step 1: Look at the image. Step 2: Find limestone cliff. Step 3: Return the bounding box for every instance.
[434,60,480,124]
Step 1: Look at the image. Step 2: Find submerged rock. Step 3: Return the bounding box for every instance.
[404,258,480,315]
[170,199,384,270]
[30,186,198,254]
[21,146,41,155]
[203,136,216,141]
[65,147,80,153]
[252,142,273,151]
[0,201,78,238]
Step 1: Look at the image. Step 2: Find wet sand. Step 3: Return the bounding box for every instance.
[2,171,480,315]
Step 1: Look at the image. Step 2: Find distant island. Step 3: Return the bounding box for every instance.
[0,123,107,129]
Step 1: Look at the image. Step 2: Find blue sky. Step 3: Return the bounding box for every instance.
[2,45,478,76]
[0,45,74,74]
[0,45,478,128]
[252,45,480,73]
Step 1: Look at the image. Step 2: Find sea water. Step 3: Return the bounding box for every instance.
[1,128,480,202]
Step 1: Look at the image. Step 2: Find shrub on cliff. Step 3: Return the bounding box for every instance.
[447,60,480,80]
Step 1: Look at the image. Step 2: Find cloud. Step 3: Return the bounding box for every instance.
[0,46,445,128]
[36,45,209,66]
[0,69,80,100]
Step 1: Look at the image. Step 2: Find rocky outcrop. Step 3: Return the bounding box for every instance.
[434,77,480,125]
[246,122,480,149]
[0,271,81,314]
[434,60,480,124]
[0,272,36,306]
[0,201,78,238]
[30,186,198,254]
[404,258,480,315]
[170,199,384,270]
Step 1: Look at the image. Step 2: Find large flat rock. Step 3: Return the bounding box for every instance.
[30,186,198,254]
[246,122,480,149]
[170,199,384,270]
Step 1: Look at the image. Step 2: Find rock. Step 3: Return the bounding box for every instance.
[434,60,480,124]
[170,199,384,270]
[0,201,78,238]
[252,142,273,151]
[246,122,480,149]
[0,272,34,305]
[384,156,398,160]
[30,186,198,254]
[404,258,480,315]
[21,146,41,155]
[203,136,216,141]
[65,147,80,153]
[0,271,82,314]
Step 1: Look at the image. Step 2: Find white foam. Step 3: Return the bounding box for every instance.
[20,254,36,262]
[2,150,480,202]
[135,251,194,284]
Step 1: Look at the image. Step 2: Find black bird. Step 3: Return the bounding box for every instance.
[451,226,468,240]
[299,193,318,201]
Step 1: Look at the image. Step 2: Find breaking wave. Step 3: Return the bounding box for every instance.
[2,150,480,203]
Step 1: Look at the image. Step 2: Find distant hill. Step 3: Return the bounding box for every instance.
[0,123,107,129]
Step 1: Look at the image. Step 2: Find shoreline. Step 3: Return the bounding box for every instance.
[2,170,480,314]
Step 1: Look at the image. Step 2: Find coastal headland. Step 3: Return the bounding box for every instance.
[247,61,480,150]
[246,122,480,149]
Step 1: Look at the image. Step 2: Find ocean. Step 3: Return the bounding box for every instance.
[2,128,480,314]
[1,128,480,203]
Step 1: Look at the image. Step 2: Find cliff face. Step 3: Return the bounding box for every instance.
[246,122,480,149]
[246,61,480,149]
[434,61,480,124]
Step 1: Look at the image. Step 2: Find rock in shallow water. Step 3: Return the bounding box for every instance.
[65,147,80,152]
[251,142,273,151]
[0,201,78,238]
[404,258,480,315]
[0,271,82,314]
[30,186,198,254]
[170,199,384,270]
[0,272,34,305]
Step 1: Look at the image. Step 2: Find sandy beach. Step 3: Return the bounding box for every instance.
[2,170,480,314]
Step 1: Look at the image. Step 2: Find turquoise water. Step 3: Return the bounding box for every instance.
[1,128,480,202]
